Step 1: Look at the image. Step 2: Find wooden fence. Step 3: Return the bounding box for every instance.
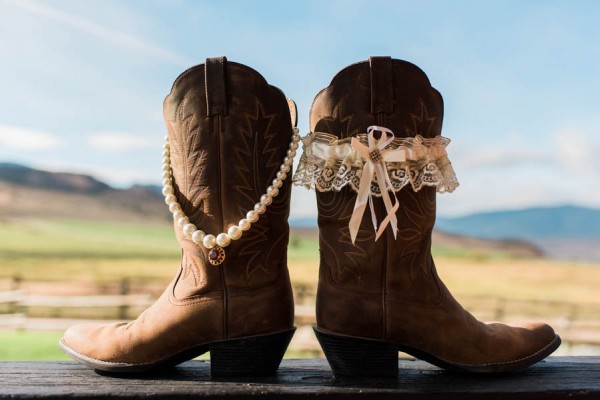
[0,288,598,352]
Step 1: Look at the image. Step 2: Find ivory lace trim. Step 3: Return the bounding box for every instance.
[292,131,459,196]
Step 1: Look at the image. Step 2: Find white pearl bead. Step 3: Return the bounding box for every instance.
[164,135,169,141]
[162,186,174,196]
[247,210,259,223]
[227,226,242,240]
[282,165,291,173]
[254,203,266,214]
[203,234,216,249]
[287,149,295,157]
[283,156,290,164]
[177,217,189,228]
[216,233,231,247]
[276,171,286,180]
[162,157,170,165]
[239,219,251,231]
[291,142,299,150]
[162,143,169,150]
[169,202,181,213]
[162,164,171,172]
[192,230,205,244]
[183,223,196,237]
[173,210,184,220]
[162,178,171,187]
[267,186,279,197]
[162,171,170,179]
[260,194,272,206]
[164,194,177,205]
[293,135,300,142]
[162,149,170,157]
[272,179,282,188]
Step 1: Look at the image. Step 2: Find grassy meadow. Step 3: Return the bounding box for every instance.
[1,218,599,360]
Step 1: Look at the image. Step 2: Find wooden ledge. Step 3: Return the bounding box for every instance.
[1,357,599,399]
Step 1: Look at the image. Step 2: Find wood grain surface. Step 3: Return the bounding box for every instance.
[0,357,599,399]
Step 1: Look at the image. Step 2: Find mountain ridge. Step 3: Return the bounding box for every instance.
[0,162,169,224]
[436,205,600,240]
[0,162,111,194]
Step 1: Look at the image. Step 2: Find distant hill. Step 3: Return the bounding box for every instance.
[132,184,163,197]
[0,163,169,224]
[436,205,600,240]
[0,162,110,194]
[436,206,600,262]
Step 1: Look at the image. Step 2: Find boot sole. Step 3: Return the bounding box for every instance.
[59,327,295,377]
[314,326,562,376]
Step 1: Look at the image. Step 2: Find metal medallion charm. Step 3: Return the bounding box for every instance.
[208,246,226,266]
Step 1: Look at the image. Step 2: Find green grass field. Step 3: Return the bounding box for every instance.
[1,218,599,360]
[0,219,179,284]
[0,219,505,284]
[0,331,69,361]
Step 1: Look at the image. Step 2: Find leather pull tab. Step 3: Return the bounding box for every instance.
[205,56,228,116]
[287,99,298,128]
[369,56,393,115]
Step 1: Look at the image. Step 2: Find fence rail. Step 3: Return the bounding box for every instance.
[0,289,599,349]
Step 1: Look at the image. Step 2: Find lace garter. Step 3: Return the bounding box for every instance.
[292,126,459,244]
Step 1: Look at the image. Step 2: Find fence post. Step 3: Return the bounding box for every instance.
[118,278,130,320]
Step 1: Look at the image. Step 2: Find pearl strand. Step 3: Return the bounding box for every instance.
[162,127,300,265]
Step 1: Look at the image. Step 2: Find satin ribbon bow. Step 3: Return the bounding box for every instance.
[348,126,401,244]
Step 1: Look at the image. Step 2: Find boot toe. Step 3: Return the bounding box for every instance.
[483,320,560,370]
[513,321,559,356]
[61,323,99,356]
[61,322,130,363]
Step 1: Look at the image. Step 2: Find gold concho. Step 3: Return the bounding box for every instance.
[208,246,226,266]
[369,149,383,162]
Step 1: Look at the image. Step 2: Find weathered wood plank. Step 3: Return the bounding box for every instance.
[0,357,599,399]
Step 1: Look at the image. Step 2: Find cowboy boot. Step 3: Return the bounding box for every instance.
[293,56,560,376]
[60,57,298,377]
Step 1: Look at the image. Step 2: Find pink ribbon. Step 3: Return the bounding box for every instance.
[348,126,400,244]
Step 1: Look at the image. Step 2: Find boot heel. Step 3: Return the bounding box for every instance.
[314,326,398,378]
[210,328,295,377]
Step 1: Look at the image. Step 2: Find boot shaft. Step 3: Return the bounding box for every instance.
[164,58,295,289]
[163,58,296,338]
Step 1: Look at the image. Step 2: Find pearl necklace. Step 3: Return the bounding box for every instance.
[161,127,300,266]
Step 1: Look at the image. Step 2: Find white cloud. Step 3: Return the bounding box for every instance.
[458,147,553,169]
[553,129,598,172]
[0,125,61,150]
[3,0,190,66]
[87,132,156,151]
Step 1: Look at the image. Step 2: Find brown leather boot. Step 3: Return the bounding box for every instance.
[61,57,297,377]
[293,56,560,376]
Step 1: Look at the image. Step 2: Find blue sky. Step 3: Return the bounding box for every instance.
[0,0,599,218]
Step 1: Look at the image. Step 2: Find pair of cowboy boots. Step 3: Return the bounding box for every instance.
[60,56,560,378]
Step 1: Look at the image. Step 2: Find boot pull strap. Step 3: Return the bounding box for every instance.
[287,99,298,128]
[369,56,394,115]
[205,56,228,116]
